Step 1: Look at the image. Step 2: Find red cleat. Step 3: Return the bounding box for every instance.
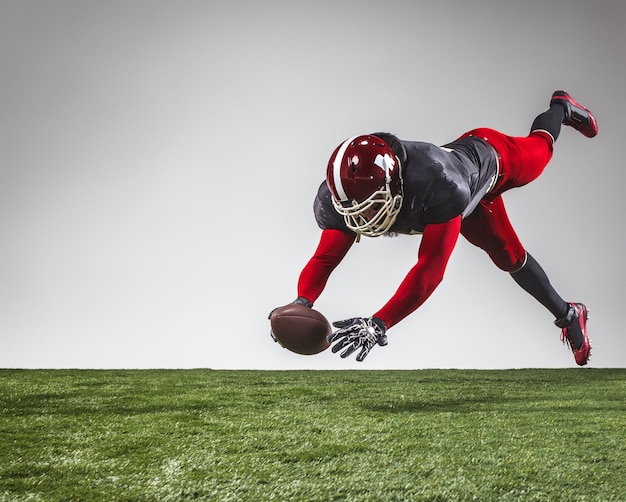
[555,303,591,366]
[550,91,598,138]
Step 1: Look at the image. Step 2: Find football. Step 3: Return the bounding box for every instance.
[269,304,332,355]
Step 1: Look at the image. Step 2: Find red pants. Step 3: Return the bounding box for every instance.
[458,128,554,271]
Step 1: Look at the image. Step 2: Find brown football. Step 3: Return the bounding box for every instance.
[269,304,331,355]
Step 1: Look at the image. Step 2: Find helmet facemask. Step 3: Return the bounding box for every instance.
[333,186,402,237]
[332,151,403,237]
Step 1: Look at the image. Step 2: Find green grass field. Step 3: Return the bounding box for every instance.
[0,369,624,501]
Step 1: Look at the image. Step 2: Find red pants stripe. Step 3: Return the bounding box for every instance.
[457,128,554,271]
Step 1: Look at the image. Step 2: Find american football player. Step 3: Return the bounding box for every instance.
[282,91,596,365]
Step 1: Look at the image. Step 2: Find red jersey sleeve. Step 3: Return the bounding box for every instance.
[297,229,356,304]
[374,215,462,328]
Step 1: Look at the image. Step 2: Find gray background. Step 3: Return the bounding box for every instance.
[1,0,624,369]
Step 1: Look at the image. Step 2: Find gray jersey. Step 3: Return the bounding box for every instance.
[314,134,498,234]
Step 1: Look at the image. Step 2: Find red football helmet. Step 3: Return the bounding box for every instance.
[326,135,403,237]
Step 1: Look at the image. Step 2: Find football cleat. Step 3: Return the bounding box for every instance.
[550,91,598,138]
[555,303,591,366]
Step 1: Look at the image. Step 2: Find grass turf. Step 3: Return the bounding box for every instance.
[0,369,624,501]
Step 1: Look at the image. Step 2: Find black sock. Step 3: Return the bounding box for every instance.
[530,105,565,141]
[510,253,569,320]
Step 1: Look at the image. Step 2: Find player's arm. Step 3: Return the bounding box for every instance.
[373,215,462,328]
[327,216,461,361]
[296,228,356,305]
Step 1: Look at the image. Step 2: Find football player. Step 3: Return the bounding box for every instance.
[284,91,596,365]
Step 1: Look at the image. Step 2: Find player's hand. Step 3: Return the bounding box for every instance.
[268,297,314,343]
[327,317,388,362]
[268,296,313,319]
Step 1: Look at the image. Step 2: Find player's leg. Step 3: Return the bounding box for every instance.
[462,91,597,196]
[457,126,554,196]
[511,253,591,366]
[461,197,591,365]
[530,90,597,141]
[529,102,564,142]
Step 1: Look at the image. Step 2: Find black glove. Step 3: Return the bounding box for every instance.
[327,317,388,362]
[268,296,313,320]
